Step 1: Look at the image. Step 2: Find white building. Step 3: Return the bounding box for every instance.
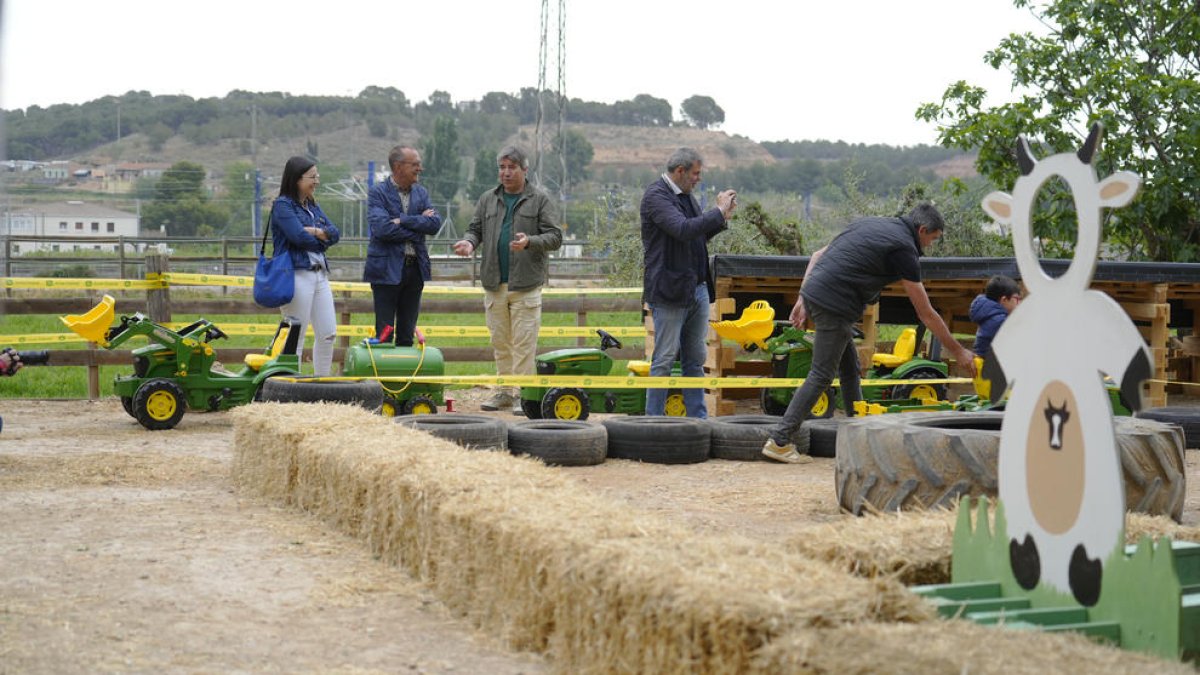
[3,201,140,254]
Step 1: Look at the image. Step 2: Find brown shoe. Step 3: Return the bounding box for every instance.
[761,438,814,464]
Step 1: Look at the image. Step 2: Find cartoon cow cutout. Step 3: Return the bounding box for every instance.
[980,123,1151,607]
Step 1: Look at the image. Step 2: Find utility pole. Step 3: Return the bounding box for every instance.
[252,170,262,238]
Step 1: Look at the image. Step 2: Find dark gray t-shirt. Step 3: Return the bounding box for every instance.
[801,216,923,320]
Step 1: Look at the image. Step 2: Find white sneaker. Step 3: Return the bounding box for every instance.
[762,438,813,464]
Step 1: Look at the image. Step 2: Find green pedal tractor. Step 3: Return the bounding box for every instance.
[62,295,302,430]
[712,300,950,417]
[519,330,686,420]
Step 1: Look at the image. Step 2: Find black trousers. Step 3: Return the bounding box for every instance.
[371,261,424,346]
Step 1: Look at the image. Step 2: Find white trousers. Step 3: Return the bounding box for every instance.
[281,268,337,376]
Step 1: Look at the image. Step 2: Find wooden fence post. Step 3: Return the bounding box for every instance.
[146,252,171,322]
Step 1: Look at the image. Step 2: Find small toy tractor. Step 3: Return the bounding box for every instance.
[519,330,686,420]
[712,300,950,416]
[342,330,445,416]
[62,295,301,430]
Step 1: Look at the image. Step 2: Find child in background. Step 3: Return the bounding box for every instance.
[970,275,1023,357]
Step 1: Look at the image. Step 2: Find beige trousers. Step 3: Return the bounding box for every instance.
[484,285,543,383]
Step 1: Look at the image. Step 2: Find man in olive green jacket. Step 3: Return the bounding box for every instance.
[454,145,562,411]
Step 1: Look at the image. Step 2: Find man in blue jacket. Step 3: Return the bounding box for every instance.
[364,146,442,346]
[640,147,738,417]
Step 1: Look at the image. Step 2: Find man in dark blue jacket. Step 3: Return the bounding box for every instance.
[364,146,442,346]
[640,147,738,417]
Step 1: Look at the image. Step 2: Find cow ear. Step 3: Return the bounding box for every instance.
[1097,171,1140,208]
[981,191,1014,224]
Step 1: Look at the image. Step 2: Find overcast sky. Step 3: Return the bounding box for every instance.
[1,0,1047,146]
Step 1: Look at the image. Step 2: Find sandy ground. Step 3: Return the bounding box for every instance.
[1,391,1196,673]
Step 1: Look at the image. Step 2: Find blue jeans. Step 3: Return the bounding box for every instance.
[647,283,709,418]
[771,300,863,445]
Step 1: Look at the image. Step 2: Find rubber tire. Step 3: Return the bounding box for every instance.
[520,398,544,419]
[804,416,852,458]
[132,378,187,431]
[1136,406,1200,449]
[380,396,400,418]
[508,420,607,466]
[397,414,508,450]
[708,414,811,461]
[891,367,948,401]
[759,387,835,418]
[121,396,137,419]
[835,412,1186,521]
[601,417,710,464]
[542,387,590,421]
[402,394,438,415]
[259,376,384,411]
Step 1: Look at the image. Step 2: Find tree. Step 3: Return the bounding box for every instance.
[916,0,1200,261]
[140,161,228,237]
[468,147,498,201]
[222,161,256,235]
[551,129,594,191]
[680,95,725,130]
[422,116,461,205]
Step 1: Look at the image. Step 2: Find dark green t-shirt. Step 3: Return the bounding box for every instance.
[498,192,521,284]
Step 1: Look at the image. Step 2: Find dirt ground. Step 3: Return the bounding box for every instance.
[1,392,1197,673]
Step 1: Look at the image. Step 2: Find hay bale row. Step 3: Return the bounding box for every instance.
[231,403,931,673]
[231,404,1193,672]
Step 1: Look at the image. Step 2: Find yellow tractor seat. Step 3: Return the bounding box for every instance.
[872,327,918,368]
[710,300,776,351]
[626,360,651,377]
[245,323,292,371]
[61,294,116,347]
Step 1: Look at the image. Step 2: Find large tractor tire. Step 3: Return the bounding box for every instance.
[835,412,1185,521]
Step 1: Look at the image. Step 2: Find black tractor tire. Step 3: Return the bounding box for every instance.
[520,398,544,419]
[121,396,136,419]
[402,394,438,415]
[890,367,948,401]
[542,387,590,421]
[380,396,400,418]
[803,416,852,458]
[132,378,188,431]
[601,416,710,464]
[397,414,508,451]
[835,412,1186,521]
[708,414,811,461]
[1136,406,1200,449]
[760,388,787,416]
[508,420,607,466]
[759,387,834,418]
[259,376,383,411]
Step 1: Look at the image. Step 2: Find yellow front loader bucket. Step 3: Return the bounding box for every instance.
[61,294,116,347]
[710,299,776,351]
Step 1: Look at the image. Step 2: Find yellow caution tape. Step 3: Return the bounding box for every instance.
[0,324,646,345]
[272,374,974,389]
[1,277,165,290]
[157,272,640,296]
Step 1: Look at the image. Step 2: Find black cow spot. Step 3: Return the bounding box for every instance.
[1010,535,1041,590]
[1069,544,1103,606]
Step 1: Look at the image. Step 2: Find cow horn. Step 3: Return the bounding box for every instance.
[1016,136,1036,175]
[1077,122,1103,164]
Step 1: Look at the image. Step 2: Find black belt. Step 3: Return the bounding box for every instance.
[309,264,324,271]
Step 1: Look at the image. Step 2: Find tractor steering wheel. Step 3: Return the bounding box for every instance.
[597,329,622,351]
[206,326,228,342]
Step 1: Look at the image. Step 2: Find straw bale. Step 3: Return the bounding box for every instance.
[753,618,1195,674]
[231,403,934,673]
[788,508,1200,587]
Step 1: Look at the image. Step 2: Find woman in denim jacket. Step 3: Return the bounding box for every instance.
[271,156,341,376]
